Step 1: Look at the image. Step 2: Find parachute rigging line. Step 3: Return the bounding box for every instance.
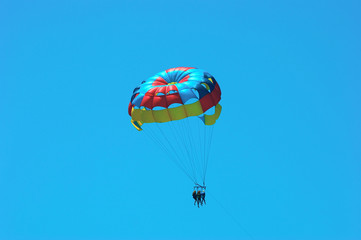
[207,190,255,240]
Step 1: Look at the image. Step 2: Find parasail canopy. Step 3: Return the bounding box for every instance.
[128,67,222,185]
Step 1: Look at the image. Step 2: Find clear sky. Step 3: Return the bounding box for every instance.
[1,0,360,240]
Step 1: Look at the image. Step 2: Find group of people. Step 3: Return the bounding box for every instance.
[192,186,206,207]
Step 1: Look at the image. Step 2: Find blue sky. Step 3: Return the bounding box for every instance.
[1,0,360,239]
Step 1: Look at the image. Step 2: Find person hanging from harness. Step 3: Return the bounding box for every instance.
[200,189,206,205]
[196,190,201,207]
[192,190,197,206]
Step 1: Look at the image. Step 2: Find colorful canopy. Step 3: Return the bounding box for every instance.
[128,67,222,130]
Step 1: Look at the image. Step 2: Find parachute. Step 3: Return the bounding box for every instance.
[128,67,222,186]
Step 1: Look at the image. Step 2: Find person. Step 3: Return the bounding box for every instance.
[196,190,201,208]
[200,190,206,205]
[192,190,197,205]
